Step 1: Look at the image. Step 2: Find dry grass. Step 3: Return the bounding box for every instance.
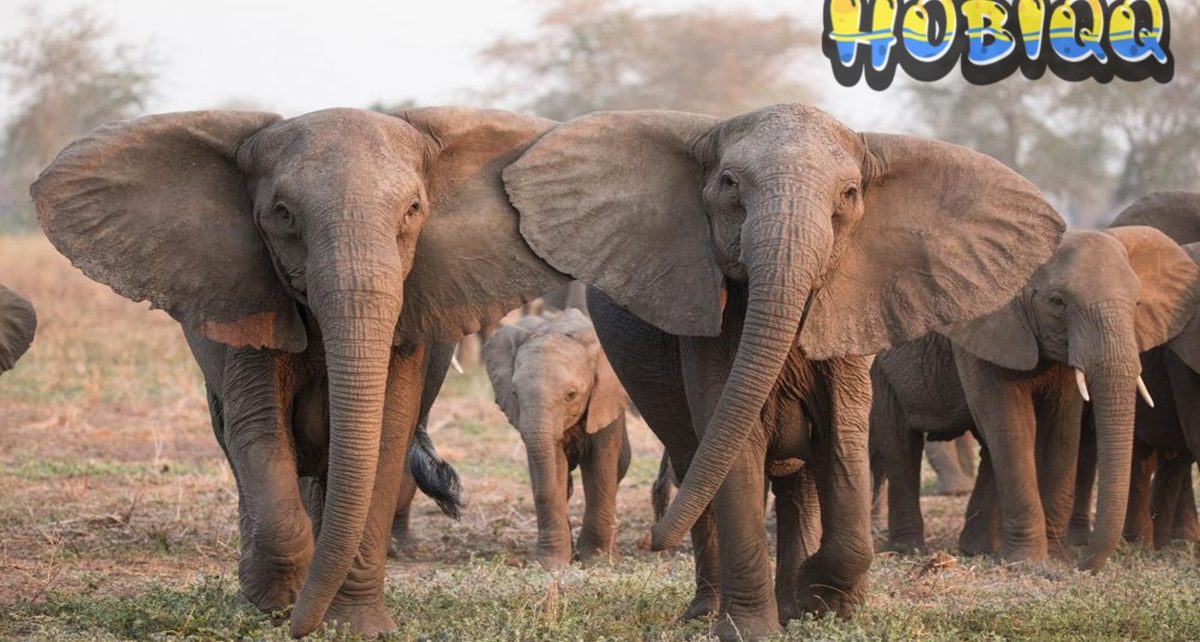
[2,234,1199,641]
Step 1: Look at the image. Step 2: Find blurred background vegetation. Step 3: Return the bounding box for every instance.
[1,0,1199,231]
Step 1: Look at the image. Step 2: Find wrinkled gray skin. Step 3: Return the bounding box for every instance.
[32,107,569,638]
[185,328,463,611]
[0,285,37,375]
[1071,192,1200,549]
[872,228,1199,571]
[484,310,631,568]
[503,104,1065,639]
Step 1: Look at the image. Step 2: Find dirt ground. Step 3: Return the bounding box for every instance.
[3,234,1199,641]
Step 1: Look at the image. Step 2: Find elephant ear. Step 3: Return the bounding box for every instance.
[0,285,37,374]
[1168,242,1200,373]
[1105,226,1200,351]
[799,133,1065,359]
[483,322,533,426]
[504,110,726,337]
[393,107,571,343]
[552,309,628,434]
[30,111,306,352]
[940,296,1040,371]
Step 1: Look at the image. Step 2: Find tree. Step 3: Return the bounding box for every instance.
[0,6,156,231]
[477,0,815,120]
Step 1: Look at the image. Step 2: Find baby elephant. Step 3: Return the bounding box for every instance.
[485,309,631,568]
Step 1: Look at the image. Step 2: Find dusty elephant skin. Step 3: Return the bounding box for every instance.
[503,104,1066,640]
[484,309,631,568]
[1071,192,1200,550]
[31,107,569,638]
[0,285,37,375]
[873,228,1199,571]
[184,330,464,612]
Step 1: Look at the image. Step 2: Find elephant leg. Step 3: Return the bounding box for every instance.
[577,415,628,562]
[652,452,674,523]
[794,357,873,621]
[1172,463,1200,542]
[1068,412,1096,547]
[1034,386,1083,560]
[1123,443,1156,546]
[387,470,419,558]
[221,349,312,613]
[323,346,427,637]
[587,289,718,620]
[772,466,820,625]
[885,429,927,553]
[956,433,978,479]
[1150,450,1191,549]
[959,443,1003,555]
[927,438,974,496]
[957,354,1046,562]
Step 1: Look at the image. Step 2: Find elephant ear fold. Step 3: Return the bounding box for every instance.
[800,133,1065,360]
[505,110,726,337]
[0,286,37,374]
[31,111,306,352]
[940,297,1040,371]
[483,323,533,426]
[1166,242,1200,372]
[393,107,569,343]
[1105,226,1200,351]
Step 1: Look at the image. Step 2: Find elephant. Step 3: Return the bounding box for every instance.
[183,329,464,610]
[1070,192,1200,549]
[483,309,631,567]
[870,227,1199,570]
[0,285,36,375]
[501,104,1066,639]
[925,434,977,496]
[32,106,570,637]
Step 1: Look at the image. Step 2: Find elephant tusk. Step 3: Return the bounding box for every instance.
[450,349,464,374]
[1137,376,1155,408]
[1075,369,1091,402]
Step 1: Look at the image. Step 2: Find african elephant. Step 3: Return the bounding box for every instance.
[502,104,1065,639]
[484,309,631,568]
[871,227,1198,570]
[32,107,569,637]
[1071,192,1200,549]
[0,285,36,375]
[925,434,977,496]
[184,330,464,610]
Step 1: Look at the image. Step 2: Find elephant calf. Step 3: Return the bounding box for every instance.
[0,285,36,375]
[484,309,631,568]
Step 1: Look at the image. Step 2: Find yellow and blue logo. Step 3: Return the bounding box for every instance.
[824,0,1172,89]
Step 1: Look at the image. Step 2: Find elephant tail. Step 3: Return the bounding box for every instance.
[409,422,466,520]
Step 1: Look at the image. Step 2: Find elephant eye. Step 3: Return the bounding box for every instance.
[1047,293,1066,308]
[842,183,860,202]
[719,172,738,191]
[274,203,294,224]
[405,200,421,221]
[566,389,578,402]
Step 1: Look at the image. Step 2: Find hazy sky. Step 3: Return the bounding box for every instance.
[0,0,890,130]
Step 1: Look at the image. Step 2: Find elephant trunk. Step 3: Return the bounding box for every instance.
[651,189,822,550]
[290,222,403,638]
[522,419,572,568]
[1071,304,1139,572]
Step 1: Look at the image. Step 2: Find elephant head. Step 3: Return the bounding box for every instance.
[484,309,627,567]
[31,107,567,636]
[503,104,1066,549]
[1112,191,1200,244]
[0,285,36,375]
[945,227,1200,570]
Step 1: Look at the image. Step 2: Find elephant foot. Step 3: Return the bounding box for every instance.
[323,597,397,639]
[794,556,866,619]
[1001,542,1048,565]
[1174,518,1200,543]
[535,548,573,570]
[932,475,974,496]
[711,611,781,642]
[883,536,927,555]
[1066,520,1091,547]
[958,528,1000,557]
[237,555,307,613]
[387,528,419,559]
[681,589,720,621]
[576,531,619,565]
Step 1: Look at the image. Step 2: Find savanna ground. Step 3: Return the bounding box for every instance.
[1,235,1199,641]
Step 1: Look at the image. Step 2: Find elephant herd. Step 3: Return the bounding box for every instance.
[3,101,1198,639]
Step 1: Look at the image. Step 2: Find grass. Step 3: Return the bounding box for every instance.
[3,233,1200,641]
